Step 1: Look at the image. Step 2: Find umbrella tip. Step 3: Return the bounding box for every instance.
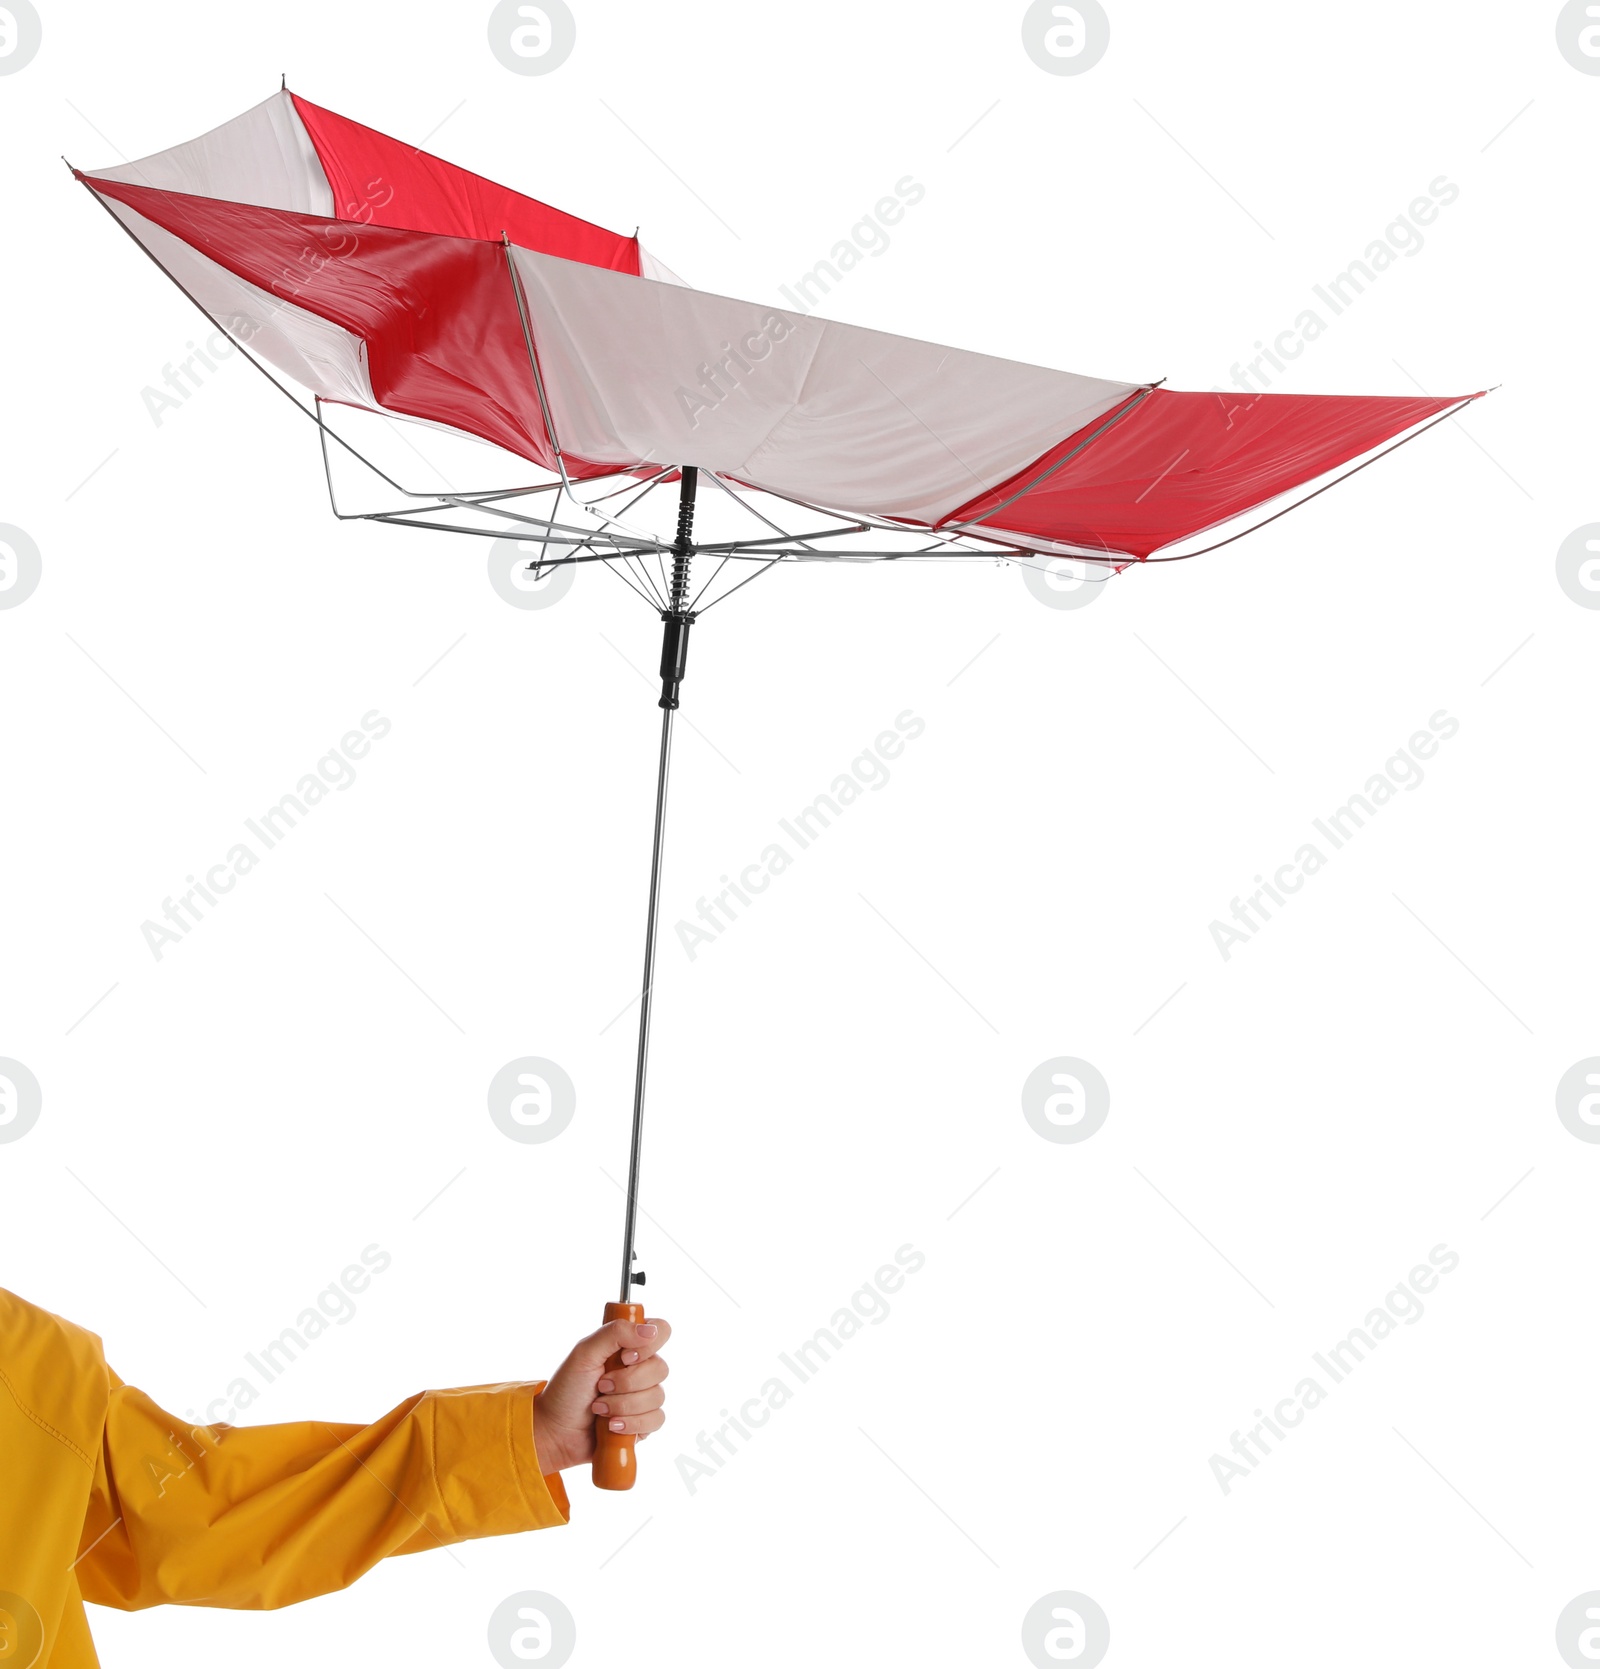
[281,71,287,90]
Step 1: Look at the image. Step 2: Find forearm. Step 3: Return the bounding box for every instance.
[79,1379,569,1611]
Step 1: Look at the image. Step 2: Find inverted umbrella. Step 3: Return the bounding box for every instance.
[74,90,1481,1490]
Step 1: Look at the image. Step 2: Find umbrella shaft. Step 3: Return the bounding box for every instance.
[618,698,675,1303]
[618,466,699,1304]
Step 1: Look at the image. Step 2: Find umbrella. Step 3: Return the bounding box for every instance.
[73,89,1481,1491]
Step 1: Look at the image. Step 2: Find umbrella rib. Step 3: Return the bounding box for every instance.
[628,551,669,608]
[502,235,581,499]
[314,396,608,518]
[724,479,1015,556]
[554,524,658,608]
[688,467,822,609]
[583,542,668,611]
[492,464,673,605]
[503,238,677,560]
[362,515,650,556]
[551,510,665,609]
[600,470,675,605]
[600,475,680,607]
[693,556,784,615]
[586,465,677,504]
[530,482,564,577]
[685,553,731,613]
[600,554,663,609]
[699,467,821,552]
[945,383,1159,533]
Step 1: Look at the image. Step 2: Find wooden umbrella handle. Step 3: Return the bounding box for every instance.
[592,1300,645,1490]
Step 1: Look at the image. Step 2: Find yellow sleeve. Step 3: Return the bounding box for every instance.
[76,1376,570,1611]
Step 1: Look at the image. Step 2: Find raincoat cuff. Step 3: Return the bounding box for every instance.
[431,1381,570,1536]
[518,1381,572,1526]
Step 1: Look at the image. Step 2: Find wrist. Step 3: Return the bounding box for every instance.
[532,1390,585,1475]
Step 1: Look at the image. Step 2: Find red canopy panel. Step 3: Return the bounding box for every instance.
[289,94,645,274]
[951,387,1477,559]
[83,175,619,477]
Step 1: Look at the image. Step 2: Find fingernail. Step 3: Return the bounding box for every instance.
[637,1323,658,1338]
[621,1350,639,1364]
[597,1378,615,1393]
[609,1418,625,1432]
[592,1402,608,1415]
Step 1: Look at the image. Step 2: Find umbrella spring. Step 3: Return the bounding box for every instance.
[658,466,696,707]
[668,466,697,613]
[667,550,692,613]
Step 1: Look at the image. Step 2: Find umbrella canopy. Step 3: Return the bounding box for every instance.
[76,91,1477,563]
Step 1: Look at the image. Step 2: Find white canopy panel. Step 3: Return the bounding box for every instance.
[512,248,1139,525]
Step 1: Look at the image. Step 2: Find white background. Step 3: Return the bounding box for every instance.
[1,2,1595,1666]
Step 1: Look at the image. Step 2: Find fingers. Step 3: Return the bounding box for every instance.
[591,1384,664,1420]
[587,1317,670,1438]
[599,1406,666,1437]
[596,1356,669,1396]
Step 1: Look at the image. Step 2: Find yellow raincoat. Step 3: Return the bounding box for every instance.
[0,1288,570,1668]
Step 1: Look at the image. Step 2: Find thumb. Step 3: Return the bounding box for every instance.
[569,1316,659,1373]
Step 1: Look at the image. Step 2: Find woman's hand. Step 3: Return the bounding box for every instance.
[531,1316,671,1474]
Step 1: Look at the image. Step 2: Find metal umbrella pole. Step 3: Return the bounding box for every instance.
[593,465,699,1490]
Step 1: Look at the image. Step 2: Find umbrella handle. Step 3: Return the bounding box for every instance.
[592,1300,646,1490]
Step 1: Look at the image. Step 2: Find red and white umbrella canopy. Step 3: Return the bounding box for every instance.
[78,91,1478,562]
